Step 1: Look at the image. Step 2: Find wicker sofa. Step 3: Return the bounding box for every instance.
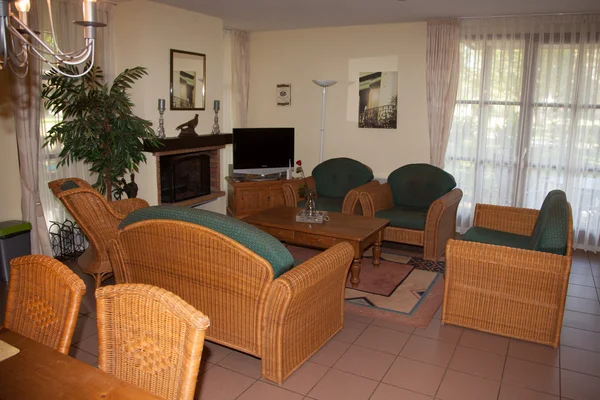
[282,157,379,214]
[359,164,463,260]
[48,178,149,287]
[108,206,354,383]
[443,190,573,347]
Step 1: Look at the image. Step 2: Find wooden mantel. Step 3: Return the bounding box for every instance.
[145,134,232,206]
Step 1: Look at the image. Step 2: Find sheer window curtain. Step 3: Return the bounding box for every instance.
[445,15,600,251]
[38,0,115,226]
[223,29,250,130]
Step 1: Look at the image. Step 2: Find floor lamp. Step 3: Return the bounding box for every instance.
[312,79,337,163]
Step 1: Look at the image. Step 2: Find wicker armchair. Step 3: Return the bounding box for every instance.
[4,255,86,354]
[282,157,379,214]
[443,192,573,347]
[107,215,354,383]
[96,284,210,400]
[48,177,149,288]
[359,164,463,260]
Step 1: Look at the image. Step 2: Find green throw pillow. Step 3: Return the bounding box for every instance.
[312,158,373,198]
[387,164,456,209]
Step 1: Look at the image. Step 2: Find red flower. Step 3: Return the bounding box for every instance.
[296,160,302,166]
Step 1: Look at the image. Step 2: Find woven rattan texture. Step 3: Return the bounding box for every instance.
[4,255,85,354]
[97,284,209,400]
[48,178,149,288]
[108,219,354,383]
[443,203,573,347]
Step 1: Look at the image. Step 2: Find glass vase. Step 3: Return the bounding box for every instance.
[305,190,317,215]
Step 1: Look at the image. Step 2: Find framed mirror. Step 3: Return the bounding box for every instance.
[170,49,206,110]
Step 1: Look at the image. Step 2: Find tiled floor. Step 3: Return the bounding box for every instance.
[2,250,600,399]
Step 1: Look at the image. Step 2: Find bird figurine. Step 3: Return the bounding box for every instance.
[176,114,199,137]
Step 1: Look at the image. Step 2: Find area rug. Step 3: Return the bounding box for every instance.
[287,245,443,328]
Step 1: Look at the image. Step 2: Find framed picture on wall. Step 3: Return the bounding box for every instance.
[170,49,206,110]
[358,71,398,129]
[277,84,291,106]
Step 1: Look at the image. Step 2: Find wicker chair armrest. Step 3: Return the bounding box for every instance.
[262,242,354,383]
[358,183,394,217]
[423,188,463,259]
[342,181,380,215]
[473,204,539,236]
[283,177,316,207]
[108,198,149,218]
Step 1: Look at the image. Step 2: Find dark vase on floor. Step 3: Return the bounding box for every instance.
[123,174,139,198]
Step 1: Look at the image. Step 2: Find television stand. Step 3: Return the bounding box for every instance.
[226,176,296,218]
[232,172,283,182]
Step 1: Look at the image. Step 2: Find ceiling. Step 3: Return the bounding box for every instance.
[149,0,600,32]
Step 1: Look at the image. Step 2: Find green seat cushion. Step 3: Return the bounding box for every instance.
[312,158,373,199]
[298,197,344,213]
[375,206,428,231]
[462,227,533,250]
[530,190,569,255]
[119,206,295,278]
[387,164,456,209]
[61,180,80,191]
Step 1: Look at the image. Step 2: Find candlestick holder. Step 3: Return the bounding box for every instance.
[157,107,166,139]
[211,107,220,135]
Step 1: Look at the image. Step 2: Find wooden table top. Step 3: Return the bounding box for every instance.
[0,328,163,400]
[242,207,389,241]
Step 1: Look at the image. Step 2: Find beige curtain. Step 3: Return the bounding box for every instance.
[10,6,52,255]
[223,29,250,129]
[426,19,461,168]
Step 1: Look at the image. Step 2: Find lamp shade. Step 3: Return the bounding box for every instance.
[312,80,337,87]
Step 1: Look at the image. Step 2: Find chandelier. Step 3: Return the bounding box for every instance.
[0,0,105,78]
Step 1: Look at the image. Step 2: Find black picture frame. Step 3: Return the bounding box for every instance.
[170,49,206,110]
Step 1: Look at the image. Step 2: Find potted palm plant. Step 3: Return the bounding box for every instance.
[42,63,160,201]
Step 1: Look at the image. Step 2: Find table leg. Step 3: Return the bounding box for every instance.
[350,258,361,288]
[372,239,382,268]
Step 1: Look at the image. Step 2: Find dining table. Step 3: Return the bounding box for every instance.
[0,328,164,399]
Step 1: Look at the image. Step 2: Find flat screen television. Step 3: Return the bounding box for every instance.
[233,127,294,176]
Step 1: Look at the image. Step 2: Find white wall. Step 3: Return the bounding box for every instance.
[0,70,22,220]
[248,23,430,179]
[113,0,226,211]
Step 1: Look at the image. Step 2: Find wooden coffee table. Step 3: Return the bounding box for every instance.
[242,207,389,287]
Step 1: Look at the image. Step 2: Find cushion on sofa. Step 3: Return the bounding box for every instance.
[298,197,344,213]
[462,227,533,250]
[529,190,569,255]
[120,206,295,278]
[387,164,456,209]
[375,206,428,231]
[312,158,373,198]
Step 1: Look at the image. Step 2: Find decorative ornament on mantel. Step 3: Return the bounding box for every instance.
[176,113,199,137]
[157,99,166,139]
[211,99,221,135]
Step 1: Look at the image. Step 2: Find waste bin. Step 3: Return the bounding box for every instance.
[0,220,32,283]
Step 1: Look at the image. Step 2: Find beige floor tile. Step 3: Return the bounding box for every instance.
[195,365,256,400]
[561,369,600,400]
[381,356,445,396]
[413,318,463,345]
[561,346,600,377]
[502,358,559,395]
[568,284,600,300]
[264,361,329,395]
[458,329,509,356]
[571,265,593,277]
[448,346,505,381]
[592,266,600,277]
[68,346,98,367]
[202,341,233,364]
[308,369,378,400]
[498,383,559,399]
[562,310,600,333]
[309,340,351,367]
[218,351,262,379]
[400,335,456,367]
[344,311,374,325]
[334,319,369,343]
[565,296,600,316]
[370,318,415,334]
[354,325,410,355]
[333,344,395,381]
[561,327,600,353]
[73,333,98,356]
[434,306,442,320]
[199,360,215,375]
[238,381,303,400]
[569,274,596,287]
[508,339,560,367]
[370,383,433,400]
[436,370,500,400]
[71,315,98,344]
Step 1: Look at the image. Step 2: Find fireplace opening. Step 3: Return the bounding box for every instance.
[160,152,210,204]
